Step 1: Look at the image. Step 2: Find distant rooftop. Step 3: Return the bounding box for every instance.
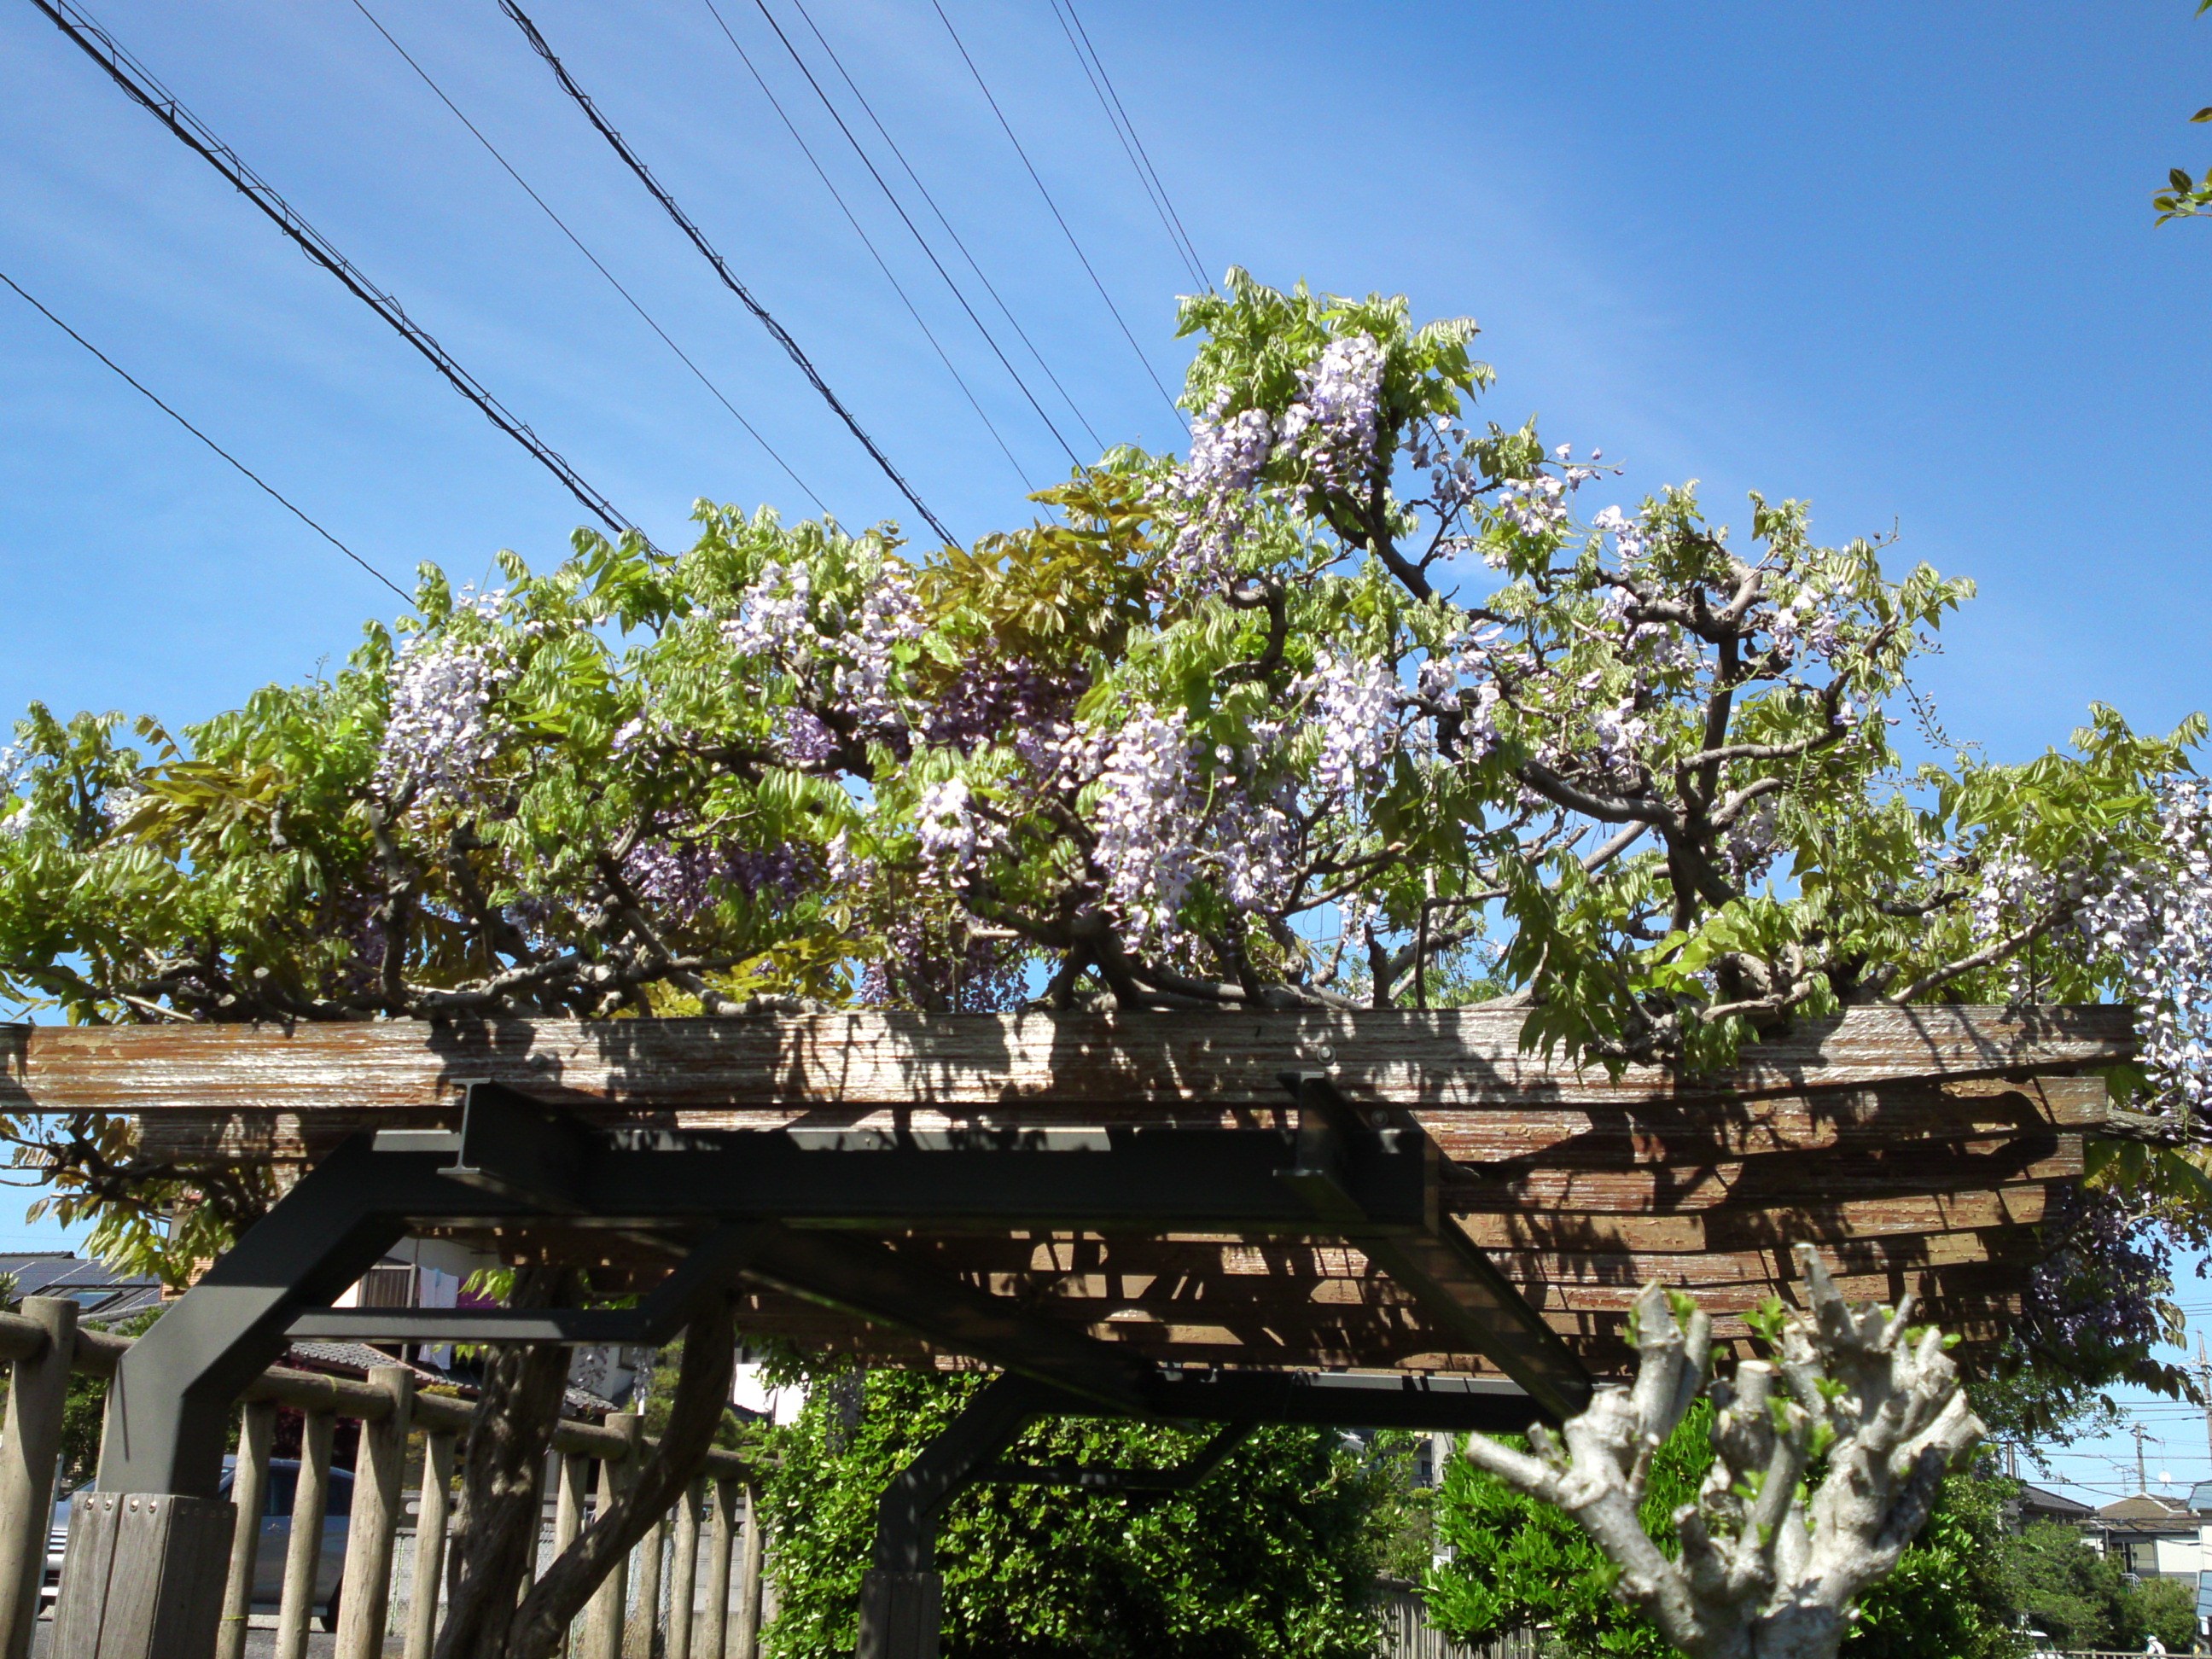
[2097,1493,2197,1534]
[2017,1482,2095,1521]
[0,1252,161,1325]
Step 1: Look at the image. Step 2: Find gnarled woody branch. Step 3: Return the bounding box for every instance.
[1460,1246,1983,1659]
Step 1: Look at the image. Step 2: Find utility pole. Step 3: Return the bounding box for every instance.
[2133,1420,2152,1496]
[2198,1333,2212,1467]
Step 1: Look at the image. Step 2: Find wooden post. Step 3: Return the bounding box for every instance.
[667,1479,702,1659]
[335,1365,412,1659]
[0,1295,76,1659]
[582,1414,639,1659]
[272,1410,333,1659]
[403,1429,454,1659]
[731,1485,765,1659]
[49,1492,236,1659]
[554,1452,589,1558]
[626,1504,667,1658]
[701,1480,736,1659]
[216,1401,276,1659]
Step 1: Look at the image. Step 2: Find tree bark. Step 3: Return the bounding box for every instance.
[432,1267,582,1659]
[504,1295,736,1659]
[1459,1248,1984,1659]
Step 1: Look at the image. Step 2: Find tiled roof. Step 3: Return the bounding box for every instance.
[279,1342,616,1420]
[2017,1481,2095,1520]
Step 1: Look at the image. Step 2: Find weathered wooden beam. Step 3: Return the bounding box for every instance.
[0,1004,2132,1123]
[1420,1076,2106,1165]
[125,1073,2110,1168]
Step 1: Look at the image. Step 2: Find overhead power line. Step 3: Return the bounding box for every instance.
[928,0,1179,416]
[734,0,1082,472]
[774,0,1101,457]
[1049,0,1208,293]
[26,0,652,548]
[346,0,824,516]
[697,0,1033,491]
[1,267,410,602]
[498,0,958,547]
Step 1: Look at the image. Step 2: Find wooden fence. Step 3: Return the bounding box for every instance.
[0,1295,762,1659]
[1375,1586,1537,1659]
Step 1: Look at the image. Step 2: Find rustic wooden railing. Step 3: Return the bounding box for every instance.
[0,1295,763,1659]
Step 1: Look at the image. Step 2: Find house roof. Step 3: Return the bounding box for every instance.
[2096,1494,2197,1535]
[0,1252,163,1324]
[280,1340,618,1420]
[2017,1481,2095,1520]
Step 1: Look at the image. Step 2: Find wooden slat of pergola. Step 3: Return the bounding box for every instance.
[0,1005,2116,1382]
[0,1003,2132,1116]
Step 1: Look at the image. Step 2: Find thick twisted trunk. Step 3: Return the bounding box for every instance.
[503,1293,736,1659]
[1460,1247,1984,1659]
[433,1267,581,1659]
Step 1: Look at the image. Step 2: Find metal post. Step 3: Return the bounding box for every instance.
[856,1377,1039,1659]
[667,1478,702,1659]
[0,1295,76,1659]
[731,1485,765,1659]
[701,1481,735,1659]
[403,1429,454,1659]
[56,1140,406,1659]
[336,1365,412,1659]
[583,1413,639,1659]
[273,1410,334,1659]
[216,1400,276,1659]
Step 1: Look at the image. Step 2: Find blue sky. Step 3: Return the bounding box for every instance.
[3,0,2209,1493]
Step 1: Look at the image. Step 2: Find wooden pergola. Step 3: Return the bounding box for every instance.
[2,1001,2118,1380]
[3,1002,2122,1659]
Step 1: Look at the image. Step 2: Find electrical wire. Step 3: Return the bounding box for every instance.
[498,0,958,546]
[1049,0,1208,291]
[740,0,1086,470]
[778,0,1103,454]
[346,0,824,515]
[697,0,1033,490]
[928,0,1180,417]
[1060,0,1207,288]
[25,0,652,548]
[0,267,410,602]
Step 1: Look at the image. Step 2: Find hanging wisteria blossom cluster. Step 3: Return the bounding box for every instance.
[2072,777,2212,1126]
[375,587,515,806]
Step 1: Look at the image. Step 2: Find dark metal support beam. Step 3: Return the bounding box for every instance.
[984,1418,1251,1493]
[1136,1369,1548,1435]
[1279,1073,1592,1422]
[114,1075,1580,1506]
[739,1227,1155,1415]
[287,1223,762,1347]
[96,1137,406,1496]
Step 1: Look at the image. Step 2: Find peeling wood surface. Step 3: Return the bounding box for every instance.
[0,1003,2133,1119]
